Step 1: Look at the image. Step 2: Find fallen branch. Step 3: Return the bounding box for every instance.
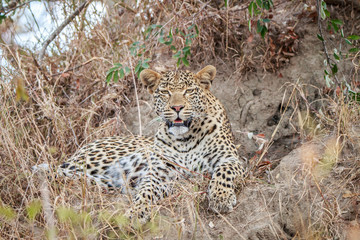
[38,0,91,63]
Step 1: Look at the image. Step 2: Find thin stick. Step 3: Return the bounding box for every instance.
[2,0,38,16]
[127,53,142,136]
[38,0,91,63]
[51,57,100,77]
[216,211,247,240]
[249,79,299,174]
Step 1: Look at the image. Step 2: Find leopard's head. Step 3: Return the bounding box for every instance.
[140,65,216,136]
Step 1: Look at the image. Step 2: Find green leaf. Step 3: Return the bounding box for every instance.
[188,24,195,30]
[256,20,262,33]
[345,39,352,45]
[164,37,173,45]
[177,58,181,67]
[130,47,137,57]
[113,70,119,82]
[182,46,191,53]
[224,0,228,8]
[340,28,344,38]
[142,61,149,68]
[151,24,161,29]
[106,71,113,83]
[320,1,327,20]
[263,0,273,10]
[119,68,125,79]
[260,26,267,38]
[189,33,197,39]
[317,34,324,41]
[331,22,339,33]
[248,19,252,32]
[114,63,122,68]
[182,57,189,66]
[331,19,343,25]
[0,14,7,24]
[331,64,338,75]
[134,63,141,74]
[349,47,359,53]
[194,25,199,36]
[125,66,130,73]
[170,45,177,51]
[347,35,360,40]
[262,18,271,23]
[256,0,262,7]
[333,52,340,60]
[159,37,165,44]
[324,9,330,18]
[173,51,181,59]
[108,66,119,72]
[248,2,255,17]
[137,68,143,78]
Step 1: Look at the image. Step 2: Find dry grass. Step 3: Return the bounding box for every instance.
[1,0,359,239]
[0,1,252,238]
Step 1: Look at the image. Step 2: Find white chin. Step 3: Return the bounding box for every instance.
[168,126,189,136]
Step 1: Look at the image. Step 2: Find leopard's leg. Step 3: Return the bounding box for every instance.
[208,160,246,213]
[126,159,178,224]
[125,170,174,224]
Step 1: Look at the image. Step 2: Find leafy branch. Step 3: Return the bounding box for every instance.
[106,23,199,83]
[316,0,360,100]
[248,0,273,39]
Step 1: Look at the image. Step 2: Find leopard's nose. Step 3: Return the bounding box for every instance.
[171,105,184,113]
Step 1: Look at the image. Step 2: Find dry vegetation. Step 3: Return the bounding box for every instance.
[0,0,359,239]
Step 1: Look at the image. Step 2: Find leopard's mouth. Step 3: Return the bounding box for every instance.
[166,117,192,128]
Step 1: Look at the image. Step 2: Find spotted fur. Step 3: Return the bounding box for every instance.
[50,65,246,223]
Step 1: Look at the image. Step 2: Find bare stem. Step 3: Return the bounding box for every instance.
[126,52,142,136]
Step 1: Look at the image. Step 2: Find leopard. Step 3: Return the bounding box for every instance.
[35,65,246,224]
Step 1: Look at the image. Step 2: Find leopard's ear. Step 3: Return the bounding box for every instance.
[140,69,162,94]
[195,65,216,90]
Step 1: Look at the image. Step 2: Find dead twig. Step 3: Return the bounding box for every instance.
[32,54,50,82]
[1,0,38,16]
[51,57,101,77]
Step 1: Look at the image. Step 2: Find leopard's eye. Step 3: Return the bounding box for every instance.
[159,90,170,95]
[185,88,196,94]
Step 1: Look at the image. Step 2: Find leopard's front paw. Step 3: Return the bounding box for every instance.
[125,204,151,225]
[208,180,237,213]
